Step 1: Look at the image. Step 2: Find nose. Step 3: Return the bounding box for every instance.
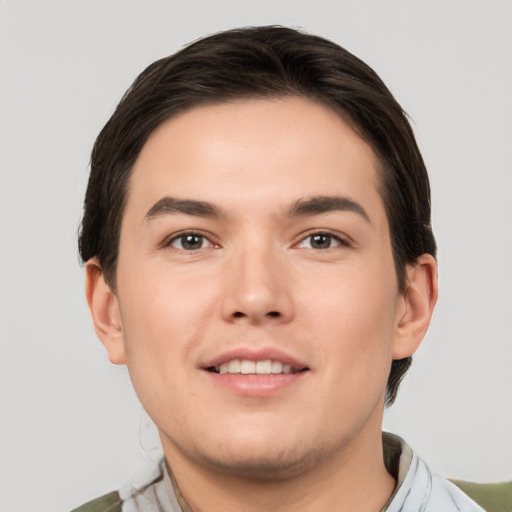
[220,245,295,325]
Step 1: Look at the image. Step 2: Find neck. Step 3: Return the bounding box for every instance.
[161,425,395,512]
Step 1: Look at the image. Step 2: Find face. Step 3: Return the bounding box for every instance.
[110,97,410,477]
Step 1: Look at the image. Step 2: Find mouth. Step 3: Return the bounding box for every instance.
[205,359,309,375]
[201,350,310,395]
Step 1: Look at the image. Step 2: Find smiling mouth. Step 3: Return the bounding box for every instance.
[206,359,309,375]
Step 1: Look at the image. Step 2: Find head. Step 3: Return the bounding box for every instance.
[79,26,436,407]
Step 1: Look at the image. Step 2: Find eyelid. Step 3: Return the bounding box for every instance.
[159,228,352,250]
[161,229,219,250]
[293,229,352,249]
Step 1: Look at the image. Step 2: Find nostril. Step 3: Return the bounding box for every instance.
[230,310,282,320]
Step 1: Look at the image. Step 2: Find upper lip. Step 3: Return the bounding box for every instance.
[201,347,309,372]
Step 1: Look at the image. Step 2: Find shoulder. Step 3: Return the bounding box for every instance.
[451,479,512,512]
[383,433,503,512]
[71,491,123,512]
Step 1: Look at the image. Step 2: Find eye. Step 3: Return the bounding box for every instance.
[168,233,213,251]
[297,232,347,250]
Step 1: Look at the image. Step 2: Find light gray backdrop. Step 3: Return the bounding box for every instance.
[1,1,511,511]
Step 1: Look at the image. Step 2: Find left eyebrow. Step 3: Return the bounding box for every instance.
[288,196,371,224]
[145,197,221,219]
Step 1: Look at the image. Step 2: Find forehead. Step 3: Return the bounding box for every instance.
[126,97,384,221]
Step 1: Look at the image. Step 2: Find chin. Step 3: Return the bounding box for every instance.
[193,439,326,481]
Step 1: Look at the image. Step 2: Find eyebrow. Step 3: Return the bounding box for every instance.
[288,196,371,224]
[145,195,371,224]
[145,197,221,219]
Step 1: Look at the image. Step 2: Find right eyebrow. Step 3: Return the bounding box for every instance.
[288,195,371,224]
[145,197,221,219]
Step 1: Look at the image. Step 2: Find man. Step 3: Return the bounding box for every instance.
[75,26,487,511]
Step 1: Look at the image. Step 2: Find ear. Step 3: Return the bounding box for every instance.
[85,258,126,365]
[393,254,438,359]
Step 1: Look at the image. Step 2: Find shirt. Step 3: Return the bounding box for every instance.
[74,433,487,511]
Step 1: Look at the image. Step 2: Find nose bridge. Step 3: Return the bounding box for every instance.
[221,238,293,323]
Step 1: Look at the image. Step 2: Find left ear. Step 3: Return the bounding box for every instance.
[393,254,438,359]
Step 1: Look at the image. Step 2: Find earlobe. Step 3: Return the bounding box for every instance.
[85,259,126,365]
[393,254,438,359]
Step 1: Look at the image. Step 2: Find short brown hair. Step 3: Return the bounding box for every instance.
[79,26,436,405]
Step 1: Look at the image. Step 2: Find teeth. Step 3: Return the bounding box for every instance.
[271,361,283,374]
[256,360,272,374]
[215,359,300,375]
[240,360,255,374]
[228,359,241,373]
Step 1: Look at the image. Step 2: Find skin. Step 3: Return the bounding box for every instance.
[87,97,437,511]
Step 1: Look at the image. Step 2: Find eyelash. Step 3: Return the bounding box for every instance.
[163,230,350,252]
[164,231,217,251]
[295,230,351,250]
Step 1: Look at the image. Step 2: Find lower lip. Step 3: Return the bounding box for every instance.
[203,371,308,396]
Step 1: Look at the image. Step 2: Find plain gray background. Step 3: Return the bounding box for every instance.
[1,1,511,511]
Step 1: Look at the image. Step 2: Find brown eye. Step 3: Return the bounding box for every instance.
[310,234,332,249]
[170,233,210,250]
[297,233,346,250]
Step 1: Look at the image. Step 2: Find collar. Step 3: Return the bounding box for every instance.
[125,432,482,511]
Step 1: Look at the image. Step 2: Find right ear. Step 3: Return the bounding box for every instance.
[85,259,126,365]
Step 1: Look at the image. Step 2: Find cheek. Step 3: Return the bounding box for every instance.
[119,281,212,357]
[116,280,204,423]
[299,261,399,372]
[115,261,223,394]
[116,267,226,438]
